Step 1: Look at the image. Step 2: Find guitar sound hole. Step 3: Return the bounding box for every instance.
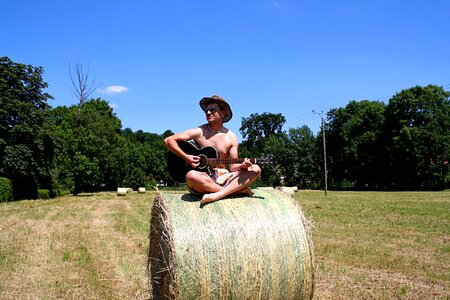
[198,155,208,169]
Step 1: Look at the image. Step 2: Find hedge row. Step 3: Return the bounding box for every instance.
[0,177,71,202]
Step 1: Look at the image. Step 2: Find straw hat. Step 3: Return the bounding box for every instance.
[199,95,233,123]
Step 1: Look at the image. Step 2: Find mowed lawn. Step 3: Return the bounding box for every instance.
[0,190,448,299]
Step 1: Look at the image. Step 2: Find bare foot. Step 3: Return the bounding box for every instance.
[200,188,253,207]
[200,192,221,206]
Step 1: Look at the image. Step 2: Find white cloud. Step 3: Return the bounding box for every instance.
[109,102,119,109]
[98,85,129,95]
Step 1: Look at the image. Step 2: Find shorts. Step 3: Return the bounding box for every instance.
[187,168,240,196]
[212,168,239,186]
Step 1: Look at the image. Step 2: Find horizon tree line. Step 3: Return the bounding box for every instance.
[1,56,449,201]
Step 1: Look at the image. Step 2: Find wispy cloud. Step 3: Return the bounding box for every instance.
[273,2,280,7]
[109,102,119,109]
[98,85,129,95]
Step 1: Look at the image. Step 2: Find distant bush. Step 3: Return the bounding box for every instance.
[0,177,13,202]
[38,189,50,199]
[48,178,72,198]
[59,189,71,196]
[49,188,70,198]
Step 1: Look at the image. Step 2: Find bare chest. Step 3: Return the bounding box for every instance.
[196,133,232,158]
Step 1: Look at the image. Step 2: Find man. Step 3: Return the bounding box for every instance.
[164,95,261,205]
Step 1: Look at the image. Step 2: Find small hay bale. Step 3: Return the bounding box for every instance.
[288,186,299,192]
[276,186,295,198]
[117,187,127,196]
[138,187,146,193]
[126,187,133,193]
[148,188,315,299]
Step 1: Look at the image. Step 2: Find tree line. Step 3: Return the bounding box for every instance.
[1,56,449,201]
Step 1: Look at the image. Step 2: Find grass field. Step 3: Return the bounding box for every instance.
[0,190,448,299]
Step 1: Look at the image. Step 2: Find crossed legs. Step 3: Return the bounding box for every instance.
[186,165,261,205]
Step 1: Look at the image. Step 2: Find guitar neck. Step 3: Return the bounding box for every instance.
[206,158,256,165]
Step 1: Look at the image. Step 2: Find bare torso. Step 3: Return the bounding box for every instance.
[194,125,236,168]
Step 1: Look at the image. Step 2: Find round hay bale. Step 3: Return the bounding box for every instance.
[148,188,315,299]
[288,186,299,192]
[117,187,127,196]
[138,187,146,193]
[276,186,295,198]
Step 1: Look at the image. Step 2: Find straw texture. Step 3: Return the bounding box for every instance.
[117,187,127,196]
[148,188,315,300]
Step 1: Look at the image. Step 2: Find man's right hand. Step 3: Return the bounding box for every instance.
[186,155,201,168]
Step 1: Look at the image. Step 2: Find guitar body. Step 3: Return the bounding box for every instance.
[167,141,218,183]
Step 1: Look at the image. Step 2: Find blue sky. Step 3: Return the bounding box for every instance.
[3,0,450,140]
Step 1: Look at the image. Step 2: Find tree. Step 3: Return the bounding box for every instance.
[69,63,100,106]
[120,129,171,188]
[383,85,450,189]
[259,125,317,188]
[51,99,124,194]
[0,57,54,199]
[326,100,386,189]
[121,131,155,188]
[240,112,286,155]
[286,126,317,188]
[239,112,286,185]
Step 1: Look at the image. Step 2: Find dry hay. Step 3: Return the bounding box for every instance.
[288,186,299,192]
[148,188,315,299]
[138,187,146,193]
[276,186,296,198]
[117,187,127,196]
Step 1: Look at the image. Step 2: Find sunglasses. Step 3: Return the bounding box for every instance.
[203,107,220,114]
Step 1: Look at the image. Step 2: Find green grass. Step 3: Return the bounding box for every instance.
[297,190,450,299]
[0,190,449,299]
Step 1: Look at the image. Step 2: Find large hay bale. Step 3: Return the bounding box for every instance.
[148,188,315,300]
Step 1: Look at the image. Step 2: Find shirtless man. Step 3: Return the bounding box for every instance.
[163,95,261,205]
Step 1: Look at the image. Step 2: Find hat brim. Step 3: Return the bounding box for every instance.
[200,96,233,123]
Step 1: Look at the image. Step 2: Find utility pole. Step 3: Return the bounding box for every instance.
[313,110,328,195]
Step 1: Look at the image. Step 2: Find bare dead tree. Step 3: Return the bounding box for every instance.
[68,63,101,105]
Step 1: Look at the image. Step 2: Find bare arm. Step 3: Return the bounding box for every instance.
[164,128,202,168]
[228,134,252,172]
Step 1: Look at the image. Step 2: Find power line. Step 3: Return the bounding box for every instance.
[285,111,318,129]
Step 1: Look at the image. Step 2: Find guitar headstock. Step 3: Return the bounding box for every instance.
[255,155,273,165]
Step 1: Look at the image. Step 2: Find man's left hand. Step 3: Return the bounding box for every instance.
[240,158,252,170]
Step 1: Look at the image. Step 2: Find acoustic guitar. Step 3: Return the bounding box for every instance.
[167,141,271,183]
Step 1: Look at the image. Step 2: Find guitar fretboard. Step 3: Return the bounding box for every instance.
[205,158,257,165]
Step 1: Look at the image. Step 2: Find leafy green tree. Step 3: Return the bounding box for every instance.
[326,100,386,189]
[121,141,147,189]
[260,133,289,186]
[120,129,172,189]
[259,125,317,188]
[51,99,124,194]
[286,126,317,188]
[0,57,54,199]
[240,112,286,156]
[240,112,286,185]
[383,85,450,189]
